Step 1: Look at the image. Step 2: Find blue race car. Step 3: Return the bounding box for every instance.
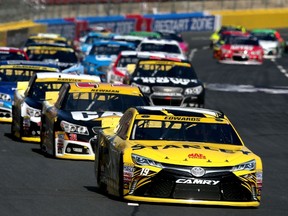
[78,32,117,55]
[0,60,60,123]
[82,40,135,81]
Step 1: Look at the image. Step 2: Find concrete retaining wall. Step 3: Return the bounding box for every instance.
[209,8,288,29]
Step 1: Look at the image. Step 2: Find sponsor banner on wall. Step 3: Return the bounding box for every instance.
[89,20,135,34]
[152,16,216,32]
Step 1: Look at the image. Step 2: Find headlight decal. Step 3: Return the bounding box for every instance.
[131,154,163,168]
[60,120,89,135]
[184,85,203,95]
[26,105,41,117]
[0,93,11,102]
[232,159,256,172]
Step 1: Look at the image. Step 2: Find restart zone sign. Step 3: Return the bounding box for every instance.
[152,16,215,32]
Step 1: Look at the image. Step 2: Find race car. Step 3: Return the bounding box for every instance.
[24,33,69,47]
[156,30,189,55]
[106,51,173,84]
[209,25,247,48]
[11,72,101,142]
[82,40,136,80]
[40,83,150,160]
[136,38,187,60]
[78,32,117,56]
[127,58,205,107]
[250,29,285,58]
[218,34,264,65]
[93,106,263,207]
[212,30,250,59]
[0,47,29,60]
[24,43,79,70]
[0,60,60,123]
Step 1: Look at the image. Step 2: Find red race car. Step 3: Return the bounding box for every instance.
[0,47,29,61]
[217,33,264,65]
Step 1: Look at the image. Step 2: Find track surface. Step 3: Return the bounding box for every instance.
[1,31,288,216]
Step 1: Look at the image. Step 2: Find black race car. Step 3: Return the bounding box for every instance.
[128,58,205,107]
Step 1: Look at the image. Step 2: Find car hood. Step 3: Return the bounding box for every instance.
[129,141,255,166]
[70,111,123,121]
[0,82,17,95]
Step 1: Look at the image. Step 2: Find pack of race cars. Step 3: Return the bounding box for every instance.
[0,26,267,207]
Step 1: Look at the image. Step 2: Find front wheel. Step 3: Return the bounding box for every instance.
[94,144,104,191]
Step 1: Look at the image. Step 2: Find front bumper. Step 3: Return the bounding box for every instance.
[21,116,41,142]
[148,93,204,107]
[0,103,12,123]
[124,166,261,207]
[55,132,95,160]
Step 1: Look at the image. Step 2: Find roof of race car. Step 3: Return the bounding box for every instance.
[119,50,168,58]
[139,38,180,45]
[0,60,60,69]
[133,106,225,119]
[91,40,135,47]
[113,35,144,41]
[250,29,277,34]
[33,72,101,82]
[0,47,25,52]
[29,33,67,40]
[67,83,143,95]
[25,43,73,51]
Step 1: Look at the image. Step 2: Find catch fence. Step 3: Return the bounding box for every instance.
[0,0,288,23]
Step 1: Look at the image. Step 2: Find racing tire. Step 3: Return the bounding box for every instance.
[11,108,23,141]
[94,144,104,192]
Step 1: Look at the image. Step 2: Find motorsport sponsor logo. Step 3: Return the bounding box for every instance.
[176,178,220,185]
[164,116,200,121]
[131,143,251,154]
[133,77,198,85]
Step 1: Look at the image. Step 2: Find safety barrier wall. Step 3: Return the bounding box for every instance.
[209,8,288,30]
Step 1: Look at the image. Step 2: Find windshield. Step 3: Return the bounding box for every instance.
[133,60,198,79]
[28,82,64,100]
[26,49,78,63]
[62,92,147,112]
[251,33,277,41]
[89,44,134,56]
[0,68,56,82]
[117,55,139,67]
[226,36,259,46]
[0,53,27,60]
[130,120,242,145]
[139,43,181,54]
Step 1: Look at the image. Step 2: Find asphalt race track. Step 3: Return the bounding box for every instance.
[1,31,288,216]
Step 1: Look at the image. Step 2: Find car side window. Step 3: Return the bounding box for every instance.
[116,111,133,139]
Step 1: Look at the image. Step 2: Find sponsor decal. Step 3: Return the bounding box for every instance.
[231,45,254,50]
[164,116,200,122]
[131,144,251,154]
[69,133,77,141]
[188,153,206,159]
[176,178,220,185]
[133,76,196,85]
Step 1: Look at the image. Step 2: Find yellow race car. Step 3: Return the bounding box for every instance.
[94,106,263,207]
